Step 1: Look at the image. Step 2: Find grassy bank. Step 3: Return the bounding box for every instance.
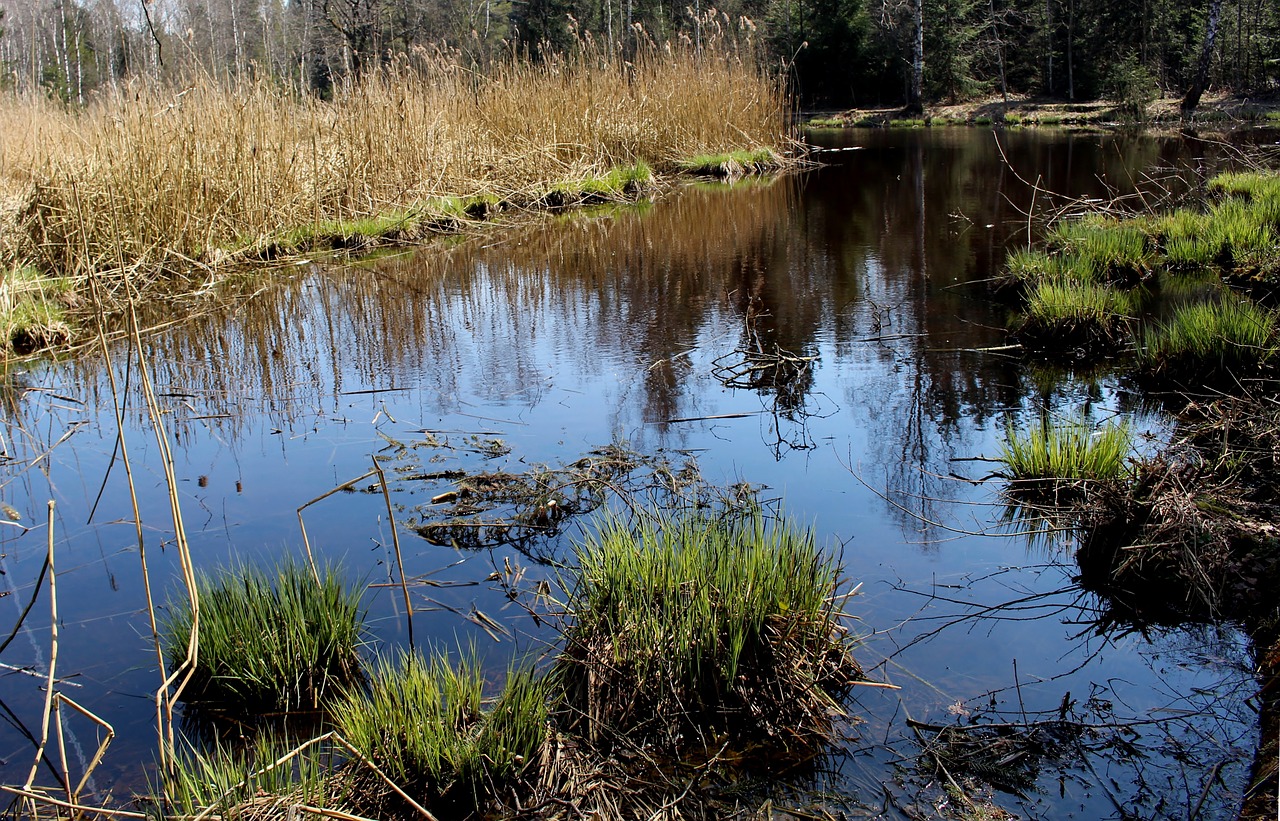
[807,90,1280,130]
[1000,170,1280,366]
[0,42,790,354]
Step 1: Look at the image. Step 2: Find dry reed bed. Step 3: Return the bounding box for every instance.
[0,43,788,328]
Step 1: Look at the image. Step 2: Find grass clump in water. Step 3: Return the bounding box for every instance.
[553,507,861,757]
[332,651,547,817]
[1013,278,1134,356]
[0,265,74,354]
[1001,417,1132,492]
[676,149,780,177]
[162,561,365,716]
[1001,249,1096,292]
[545,162,654,205]
[1045,217,1153,284]
[1139,298,1277,382]
[159,733,341,820]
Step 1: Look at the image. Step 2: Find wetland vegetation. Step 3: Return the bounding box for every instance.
[144,509,862,819]
[2,118,1279,821]
[997,164,1280,819]
[0,35,787,354]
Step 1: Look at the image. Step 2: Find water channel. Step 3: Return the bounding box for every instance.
[0,126,1272,818]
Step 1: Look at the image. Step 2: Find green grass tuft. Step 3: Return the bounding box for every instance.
[1140,298,1277,379]
[1001,416,1132,486]
[553,507,861,755]
[161,561,365,716]
[161,733,339,819]
[332,650,547,815]
[1014,278,1134,355]
[675,149,780,177]
[1045,218,1153,283]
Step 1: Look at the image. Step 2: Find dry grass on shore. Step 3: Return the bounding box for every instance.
[0,32,788,349]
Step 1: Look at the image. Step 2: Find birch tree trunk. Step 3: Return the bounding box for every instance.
[1180,0,1223,118]
[906,0,924,113]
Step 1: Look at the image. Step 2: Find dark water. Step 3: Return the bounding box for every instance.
[0,127,1268,816]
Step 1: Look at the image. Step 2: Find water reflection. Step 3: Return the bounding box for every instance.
[0,127,1269,816]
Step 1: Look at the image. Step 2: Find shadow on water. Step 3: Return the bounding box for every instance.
[0,127,1273,816]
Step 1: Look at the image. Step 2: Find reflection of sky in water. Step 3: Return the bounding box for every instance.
[0,128,1261,817]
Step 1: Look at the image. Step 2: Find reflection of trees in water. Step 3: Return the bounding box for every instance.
[869,562,1259,819]
[55,129,1209,512]
[807,130,1191,536]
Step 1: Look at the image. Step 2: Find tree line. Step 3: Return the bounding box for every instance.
[0,0,1276,108]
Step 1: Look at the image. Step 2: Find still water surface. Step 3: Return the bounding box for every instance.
[0,127,1266,817]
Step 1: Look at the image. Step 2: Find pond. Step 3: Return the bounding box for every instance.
[0,126,1270,818]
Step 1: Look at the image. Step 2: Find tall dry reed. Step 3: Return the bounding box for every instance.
[1,37,788,286]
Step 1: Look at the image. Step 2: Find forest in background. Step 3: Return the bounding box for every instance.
[0,0,1277,110]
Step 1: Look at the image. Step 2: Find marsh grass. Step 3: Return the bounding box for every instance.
[0,265,74,352]
[332,651,547,817]
[553,507,861,756]
[1139,298,1277,381]
[1002,249,1096,290]
[675,148,781,177]
[0,37,786,323]
[1045,218,1153,284]
[1001,417,1132,493]
[161,561,365,717]
[161,733,339,820]
[1013,278,1134,354]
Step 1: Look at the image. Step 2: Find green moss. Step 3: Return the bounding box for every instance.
[888,118,927,128]
[974,115,994,126]
[806,117,843,128]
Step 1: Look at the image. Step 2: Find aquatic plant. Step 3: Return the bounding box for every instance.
[1000,417,1132,487]
[0,265,74,353]
[331,650,547,816]
[160,733,339,820]
[1208,171,1280,203]
[553,507,861,756]
[1013,278,1134,355]
[161,561,365,716]
[675,148,781,177]
[1139,298,1277,381]
[1045,218,1153,284]
[1002,249,1095,290]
